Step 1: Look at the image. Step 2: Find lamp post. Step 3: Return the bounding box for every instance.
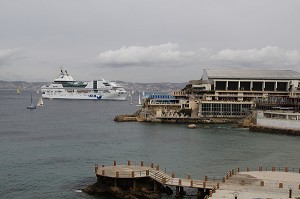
[288,185,293,198]
[233,191,239,199]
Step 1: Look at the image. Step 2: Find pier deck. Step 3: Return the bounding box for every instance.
[95,163,218,190]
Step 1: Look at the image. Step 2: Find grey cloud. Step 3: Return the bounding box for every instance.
[208,46,300,69]
[95,43,195,67]
[94,44,300,70]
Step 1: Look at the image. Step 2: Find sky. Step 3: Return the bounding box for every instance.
[1,0,300,83]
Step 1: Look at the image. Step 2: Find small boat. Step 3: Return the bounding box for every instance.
[136,93,142,107]
[16,88,21,94]
[130,93,133,105]
[26,94,36,110]
[37,97,44,107]
[188,124,197,129]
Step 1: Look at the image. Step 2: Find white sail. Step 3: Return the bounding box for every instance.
[136,93,142,107]
[26,94,36,109]
[37,97,44,106]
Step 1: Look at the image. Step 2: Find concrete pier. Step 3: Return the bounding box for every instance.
[87,160,218,199]
[84,162,300,199]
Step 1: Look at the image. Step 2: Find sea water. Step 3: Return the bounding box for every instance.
[0,90,299,199]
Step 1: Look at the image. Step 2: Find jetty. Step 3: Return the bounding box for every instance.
[83,161,300,199]
[84,160,219,198]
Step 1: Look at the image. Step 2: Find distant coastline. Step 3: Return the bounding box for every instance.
[0,80,186,93]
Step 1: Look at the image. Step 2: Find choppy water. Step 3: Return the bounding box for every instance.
[0,90,299,199]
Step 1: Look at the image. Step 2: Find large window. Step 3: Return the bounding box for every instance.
[215,81,226,90]
[277,82,288,91]
[252,82,263,91]
[223,104,231,115]
[265,82,275,91]
[228,81,239,90]
[240,82,251,91]
[212,103,221,116]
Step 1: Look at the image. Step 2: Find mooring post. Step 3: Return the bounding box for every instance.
[128,160,131,166]
[285,166,289,172]
[204,175,208,181]
[191,180,193,187]
[188,174,191,179]
[114,160,116,166]
[172,172,175,178]
[141,161,144,166]
[102,169,105,175]
[94,164,98,174]
[238,167,240,172]
[146,169,149,176]
[151,162,154,168]
[289,185,292,198]
[209,189,212,197]
[203,181,206,188]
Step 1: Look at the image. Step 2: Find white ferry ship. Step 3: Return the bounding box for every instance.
[41,70,128,100]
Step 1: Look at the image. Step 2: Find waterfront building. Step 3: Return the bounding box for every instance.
[194,69,300,118]
[144,69,300,120]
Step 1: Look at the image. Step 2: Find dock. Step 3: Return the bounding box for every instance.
[84,161,300,199]
[92,160,219,198]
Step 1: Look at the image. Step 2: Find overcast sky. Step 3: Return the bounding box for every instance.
[1,0,300,83]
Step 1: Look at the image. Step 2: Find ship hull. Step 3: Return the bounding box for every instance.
[42,92,127,100]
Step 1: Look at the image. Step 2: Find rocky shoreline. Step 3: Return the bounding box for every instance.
[82,182,161,199]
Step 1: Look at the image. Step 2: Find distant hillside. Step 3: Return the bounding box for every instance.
[0,80,187,93]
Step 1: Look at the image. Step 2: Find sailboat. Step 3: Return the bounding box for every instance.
[26,94,36,110]
[37,97,44,107]
[136,93,142,107]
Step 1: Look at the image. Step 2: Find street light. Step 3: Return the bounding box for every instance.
[233,191,239,199]
[288,185,293,198]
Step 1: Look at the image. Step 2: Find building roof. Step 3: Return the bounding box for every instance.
[203,69,300,80]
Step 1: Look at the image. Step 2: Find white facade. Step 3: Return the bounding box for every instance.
[256,111,300,131]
